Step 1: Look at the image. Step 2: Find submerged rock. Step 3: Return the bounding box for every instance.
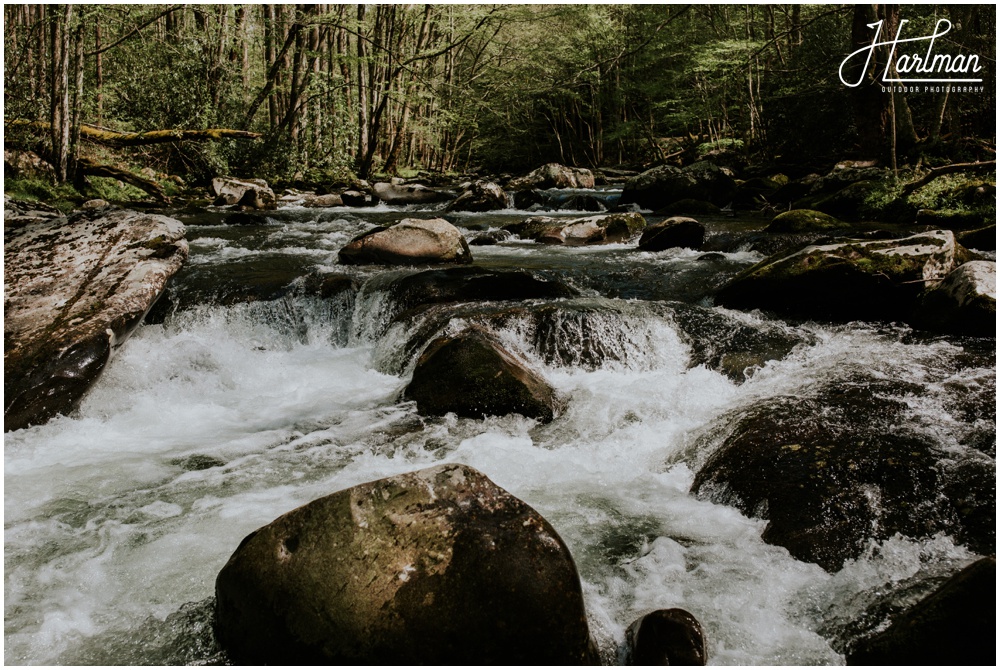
[624,609,707,665]
[620,161,737,210]
[445,180,508,212]
[4,209,188,431]
[691,380,993,571]
[715,229,969,323]
[215,463,597,664]
[404,328,560,421]
[914,261,996,336]
[388,266,576,315]
[846,557,995,666]
[210,177,276,209]
[338,218,472,266]
[638,216,705,251]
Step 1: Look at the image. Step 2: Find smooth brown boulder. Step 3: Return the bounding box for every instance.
[624,608,707,665]
[445,180,508,212]
[638,217,705,251]
[215,463,598,664]
[338,217,472,266]
[4,209,188,431]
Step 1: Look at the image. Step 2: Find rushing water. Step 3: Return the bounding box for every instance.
[4,195,993,665]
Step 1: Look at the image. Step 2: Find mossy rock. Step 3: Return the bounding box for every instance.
[766,209,849,233]
[915,209,992,230]
[956,224,996,251]
[215,464,598,664]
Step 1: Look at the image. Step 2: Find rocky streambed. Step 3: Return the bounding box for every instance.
[3,190,995,664]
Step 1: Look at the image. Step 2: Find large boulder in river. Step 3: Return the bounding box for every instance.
[338,218,472,266]
[505,212,646,245]
[619,161,737,210]
[846,557,995,666]
[638,216,705,251]
[445,180,508,212]
[404,328,560,421]
[509,163,596,190]
[913,261,996,336]
[210,176,276,209]
[215,463,597,664]
[373,181,451,205]
[715,229,970,323]
[691,380,995,571]
[4,209,188,431]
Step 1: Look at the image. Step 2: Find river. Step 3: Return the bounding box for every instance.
[4,191,992,664]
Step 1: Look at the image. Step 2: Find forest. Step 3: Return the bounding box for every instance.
[4,3,996,199]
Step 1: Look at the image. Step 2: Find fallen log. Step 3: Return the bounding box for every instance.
[76,157,169,203]
[6,119,261,147]
[900,160,996,197]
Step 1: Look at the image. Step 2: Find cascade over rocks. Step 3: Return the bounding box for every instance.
[715,229,971,324]
[505,212,646,245]
[215,463,598,664]
[846,557,995,666]
[624,609,708,666]
[338,217,472,266]
[4,209,188,431]
[445,180,508,212]
[508,163,596,190]
[210,177,276,209]
[638,216,705,251]
[619,161,737,210]
[913,260,996,336]
[691,379,995,571]
[404,328,560,421]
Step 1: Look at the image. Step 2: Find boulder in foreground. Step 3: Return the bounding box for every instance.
[4,209,188,431]
[405,328,560,421]
[215,463,598,664]
[846,557,995,666]
[914,260,996,336]
[624,608,707,665]
[338,217,472,266]
[210,176,276,209]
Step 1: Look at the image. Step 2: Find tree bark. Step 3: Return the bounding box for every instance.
[7,120,262,147]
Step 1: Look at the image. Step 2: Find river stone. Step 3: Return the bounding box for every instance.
[509,163,595,190]
[445,180,508,212]
[4,209,188,431]
[624,609,707,665]
[620,161,737,210]
[956,224,996,251]
[215,463,597,664]
[508,213,646,245]
[338,218,472,266]
[210,176,276,209]
[691,380,989,571]
[404,328,559,421]
[638,216,705,251]
[654,199,721,216]
[559,194,606,212]
[846,557,995,666]
[765,209,848,233]
[914,261,996,336]
[715,229,969,323]
[303,193,344,207]
[373,181,451,205]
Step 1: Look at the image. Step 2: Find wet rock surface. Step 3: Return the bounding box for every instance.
[4,209,188,431]
[338,217,472,265]
[846,557,995,666]
[445,180,508,212]
[505,212,646,245]
[715,229,970,324]
[638,216,705,251]
[691,379,994,571]
[404,328,560,421]
[210,177,276,209]
[624,608,708,665]
[509,163,596,190]
[215,463,597,664]
[620,161,737,210]
[913,260,996,336]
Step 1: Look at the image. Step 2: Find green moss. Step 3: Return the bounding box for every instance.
[5,177,83,212]
[767,209,846,232]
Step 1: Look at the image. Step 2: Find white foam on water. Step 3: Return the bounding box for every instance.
[4,250,991,665]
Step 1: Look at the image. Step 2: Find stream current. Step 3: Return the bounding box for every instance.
[4,191,995,664]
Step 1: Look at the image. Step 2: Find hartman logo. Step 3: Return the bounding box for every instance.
[839,18,984,88]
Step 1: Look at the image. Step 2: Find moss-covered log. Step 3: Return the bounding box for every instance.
[6,119,261,147]
[900,161,997,197]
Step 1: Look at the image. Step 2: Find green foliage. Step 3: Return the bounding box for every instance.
[5,177,83,212]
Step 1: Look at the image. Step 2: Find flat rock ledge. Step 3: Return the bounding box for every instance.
[4,209,188,431]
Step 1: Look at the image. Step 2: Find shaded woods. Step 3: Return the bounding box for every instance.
[3,4,996,186]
